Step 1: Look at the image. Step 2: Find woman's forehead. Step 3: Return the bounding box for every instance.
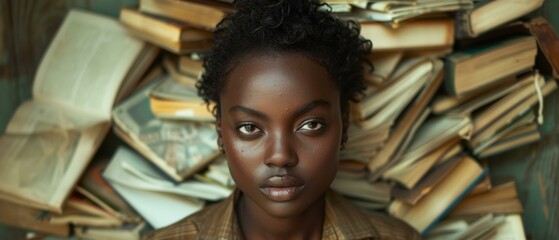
[222,53,338,99]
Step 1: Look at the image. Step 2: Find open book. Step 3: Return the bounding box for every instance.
[0,9,149,213]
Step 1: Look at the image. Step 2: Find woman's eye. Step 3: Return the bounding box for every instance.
[237,124,261,135]
[298,120,324,131]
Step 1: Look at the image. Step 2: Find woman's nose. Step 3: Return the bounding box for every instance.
[263,130,298,168]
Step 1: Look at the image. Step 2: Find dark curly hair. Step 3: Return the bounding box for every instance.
[197,0,372,116]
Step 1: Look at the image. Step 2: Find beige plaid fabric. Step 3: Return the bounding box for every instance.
[144,189,420,240]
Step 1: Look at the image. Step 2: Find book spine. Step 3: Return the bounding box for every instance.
[443,58,458,96]
[454,9,474,39]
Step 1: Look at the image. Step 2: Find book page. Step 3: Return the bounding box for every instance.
[33,9,145,120]
[5,100,104,134]
[0,122,109,213]
[0,129,79,207]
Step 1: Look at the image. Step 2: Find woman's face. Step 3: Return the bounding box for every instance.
[218,53,344,218]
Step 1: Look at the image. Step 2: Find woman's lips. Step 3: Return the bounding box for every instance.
[260,175,305,202]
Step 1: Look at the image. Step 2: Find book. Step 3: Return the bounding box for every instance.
[525,17,559,80]
[46,193,123,228]
[103,147,231,229]
[115,43,162,104]
[431,73,529,115]
[473,110,535,153]
[178,55,204,78]
[368,59,444,174]
[383,141,462,189]
[388,155,487,235]
[477,122,541,158]
[358,0,473,25]
[363,51,403,85]
[358,18,455,51]
[356,57,436,125]
[0,185,138,237]
[0,9,149,213]
[112,79,221,182]
[139,0,232,30]
[394,115,472,170]
[74,222,148,240]
[444,36,537,97]
[0,198,70,236]
[390,153,465,205]
[193,156,235,189]
[470,76,557,148]
[119,8,213,54]
[425,213,512,240]
[455,0,544,38]
[448,181,523,217]
[488,214,527,240]
[454,17,559,80]
[149,74,214,121]
[78,157,140,220]
[331,175,391,208]
[163,56,199,90]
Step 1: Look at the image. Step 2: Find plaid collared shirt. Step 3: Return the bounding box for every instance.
[144,189,420,240]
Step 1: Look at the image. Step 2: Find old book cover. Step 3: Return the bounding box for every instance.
[359,18,455,51]
[0,9,147,213]
[444,36,537,97]
[455,0,544,38]
[139,0,232,30]
[120,8,213,54]
[112,79,220,182]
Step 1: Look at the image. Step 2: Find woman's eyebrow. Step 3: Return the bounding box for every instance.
[229,105,269,120]
[293,99,331,117]
[229,99,331,120]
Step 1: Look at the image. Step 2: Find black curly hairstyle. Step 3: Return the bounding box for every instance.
[197,0,372,116]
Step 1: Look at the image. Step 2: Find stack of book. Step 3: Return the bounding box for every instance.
[108,0,237,232]
[0,9,159,238]
[329,0,556,238]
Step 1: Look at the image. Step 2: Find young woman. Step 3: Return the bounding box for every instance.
[147,0,419,239]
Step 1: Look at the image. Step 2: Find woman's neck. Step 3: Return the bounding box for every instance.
[236,194,326,240]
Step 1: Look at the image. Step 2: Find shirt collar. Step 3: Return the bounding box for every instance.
[195,189,380,239]
[322,190,381,239]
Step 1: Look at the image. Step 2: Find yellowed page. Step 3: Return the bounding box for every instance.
[0,122,109,213]
[32,9,145,120]
[5,100,104,134]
